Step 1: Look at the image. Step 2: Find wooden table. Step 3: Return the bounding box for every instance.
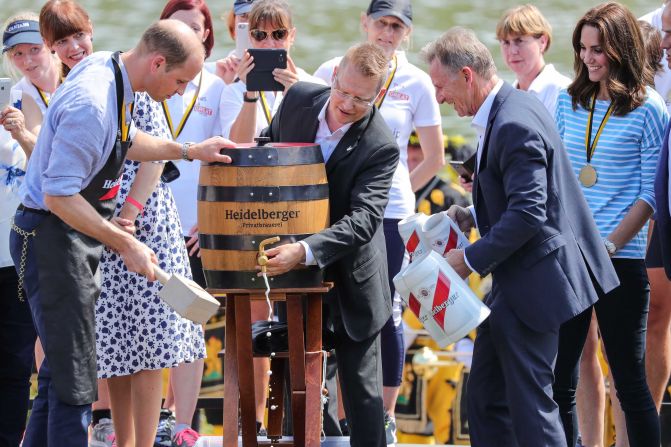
[211,285,332,447]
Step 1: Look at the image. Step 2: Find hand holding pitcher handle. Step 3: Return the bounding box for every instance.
[446,205,475,233]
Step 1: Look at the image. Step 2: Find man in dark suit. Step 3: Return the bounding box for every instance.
[422,28,619,446]
[257,42,400,447]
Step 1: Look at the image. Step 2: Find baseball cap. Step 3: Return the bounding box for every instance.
[233,0,256,16]
[2,20,42,54]
[367,0,413,27]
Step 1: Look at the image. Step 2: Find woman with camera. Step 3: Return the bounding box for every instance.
[553,3,667,446]
[219,0,324,143]
[312,0,443,443]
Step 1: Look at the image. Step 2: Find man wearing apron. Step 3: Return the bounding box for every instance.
[9,20,233,447]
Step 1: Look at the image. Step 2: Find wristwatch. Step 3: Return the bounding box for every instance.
[243,91,259,103]
[181,142,195,161]
[603,238,617,256]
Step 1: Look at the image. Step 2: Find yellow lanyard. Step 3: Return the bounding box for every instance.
[259,92,273,125]
[32,84,51,108]
[375,54,398,109]
[161,71,203,140]
[121,102,134,142]
[584,93,615,164]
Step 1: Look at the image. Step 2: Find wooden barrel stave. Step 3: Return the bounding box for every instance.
[198,144,329,290]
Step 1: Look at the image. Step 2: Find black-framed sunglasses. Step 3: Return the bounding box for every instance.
[250,28,289,42]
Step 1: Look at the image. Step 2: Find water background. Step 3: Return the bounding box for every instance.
[1,0,662,138]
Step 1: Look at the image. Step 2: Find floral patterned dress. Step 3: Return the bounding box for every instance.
[95,92,206,378]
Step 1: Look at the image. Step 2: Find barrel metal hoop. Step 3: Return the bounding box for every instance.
[212,146,324,166]
[199,233,312,251]
[203,267,324,289]
[198,184,329,202]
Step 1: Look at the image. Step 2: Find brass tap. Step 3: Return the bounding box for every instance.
[257,236,280,273]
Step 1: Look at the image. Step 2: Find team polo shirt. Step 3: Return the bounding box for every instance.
[512,64,570,116]
[163,69,227,235]
[20,51,136,210]
[220,67,326,140]
[0,129,25,266]
[11,76,52,115]
[555,88,668,258]
[314,51,442,219]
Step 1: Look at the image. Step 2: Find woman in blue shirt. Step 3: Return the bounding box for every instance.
[553,3,668,447]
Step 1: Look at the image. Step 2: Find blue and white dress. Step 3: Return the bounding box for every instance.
[95,92,206,378]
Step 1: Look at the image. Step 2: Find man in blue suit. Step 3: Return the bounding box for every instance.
[422,28,619,446]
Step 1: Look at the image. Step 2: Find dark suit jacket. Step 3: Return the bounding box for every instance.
[466,82,620,331]
[261,82,400,341]
[654,124,671,278]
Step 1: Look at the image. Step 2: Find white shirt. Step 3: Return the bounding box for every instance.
[164,69,227,235]
[0,128,26,267]
[11,77,51,116]
[464,79,503,273]
[220,67,326,139]
[299,99,351,266]
[512,64,570,116]
[640,5,671,113]
[314,51,442,219]
[471,80,504,170]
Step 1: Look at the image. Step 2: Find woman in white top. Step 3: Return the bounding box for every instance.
[0,12,60,158]
[496,4,571,115]
[0,13,62,421]
[219,0,324,143]
[0,127,31,446]
[313,0,444,438]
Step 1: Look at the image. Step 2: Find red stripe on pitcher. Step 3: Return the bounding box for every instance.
[432,270,451,328]
[406,230,421,261]
[442,228,459,255]
[408,293,421,318]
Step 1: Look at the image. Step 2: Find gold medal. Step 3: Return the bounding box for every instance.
[579,164,598,187]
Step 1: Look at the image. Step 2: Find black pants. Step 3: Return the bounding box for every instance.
[553,259,660,447]
[0,266,36,447]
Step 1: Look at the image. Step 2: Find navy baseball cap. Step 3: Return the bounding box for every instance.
[367,0,413,27]
[233,0,256,16]
[3,20,42,54]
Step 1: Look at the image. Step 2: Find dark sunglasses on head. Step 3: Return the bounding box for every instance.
[250,28,289,42]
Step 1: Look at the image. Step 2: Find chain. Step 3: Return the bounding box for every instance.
[11,222,36,302]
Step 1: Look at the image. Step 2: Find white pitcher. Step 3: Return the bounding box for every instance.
[393,251,490,348]
[397,212,430,263]
[422,211,470,256]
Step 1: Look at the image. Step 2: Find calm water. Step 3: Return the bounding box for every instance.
[1,0,662,137]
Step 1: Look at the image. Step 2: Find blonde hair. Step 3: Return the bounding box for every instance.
[496,4,553,52]
[2,11,42,80]
[339,42,389,91]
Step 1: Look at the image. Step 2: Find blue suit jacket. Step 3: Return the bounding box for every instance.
[465,82,619,331]
[654,124,671,278]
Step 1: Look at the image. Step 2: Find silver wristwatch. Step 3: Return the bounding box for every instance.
[181,142,194,161]
[603,238,617,256]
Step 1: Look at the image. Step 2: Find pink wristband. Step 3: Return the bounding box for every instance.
[126,196,144,214]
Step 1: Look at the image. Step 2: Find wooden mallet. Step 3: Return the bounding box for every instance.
[153,266,220,324]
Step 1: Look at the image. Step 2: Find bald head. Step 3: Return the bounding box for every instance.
[138,19,205,71]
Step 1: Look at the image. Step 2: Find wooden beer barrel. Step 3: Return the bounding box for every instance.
[198,142,329,289]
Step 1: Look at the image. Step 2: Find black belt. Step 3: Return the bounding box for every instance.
[18,204,51,215]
